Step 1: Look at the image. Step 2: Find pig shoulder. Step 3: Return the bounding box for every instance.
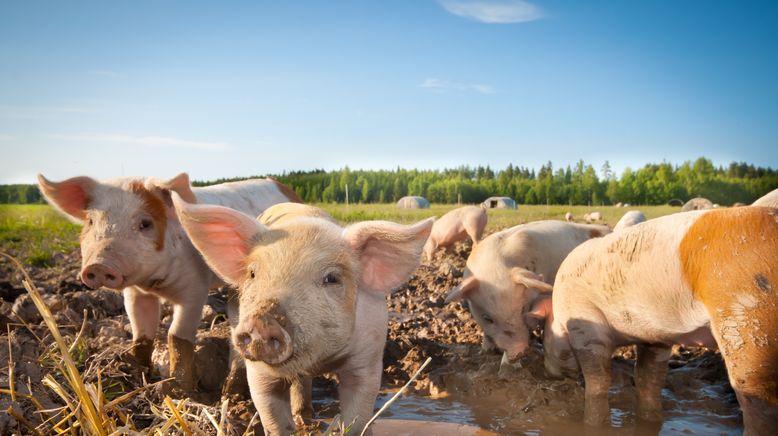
[752,188,778,208]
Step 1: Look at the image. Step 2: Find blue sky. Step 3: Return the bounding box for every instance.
[1,0,776,184]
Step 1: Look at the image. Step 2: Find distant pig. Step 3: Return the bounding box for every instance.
[37,173,301,390]
[423,205,487,261]
[174,197,432,435]
[445,221,610,360]
[613,210,646,231]
[752,188,778,208]
[565,212,573,222]
[542,207,778,433]
[583,211,602,223]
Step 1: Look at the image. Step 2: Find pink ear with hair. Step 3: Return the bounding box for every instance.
[511,268,553,293]
[343,218,434,294]
[172,194,265,285]
[37,174,98,223]
[444,276,479,303]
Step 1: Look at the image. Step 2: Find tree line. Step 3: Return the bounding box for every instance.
[3,157,777,206]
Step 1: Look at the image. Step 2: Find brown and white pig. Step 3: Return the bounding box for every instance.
[752,188,778,208]
[423,205,487,261]
[173,196,433,435]
[541,207,778,434]
[612,210,646,231]
[37,173,301,390]
[445,220,610,360]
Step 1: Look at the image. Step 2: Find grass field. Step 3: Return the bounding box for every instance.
[0,204,80,266]
[0,203,679,267]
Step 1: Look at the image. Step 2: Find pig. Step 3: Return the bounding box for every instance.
[37,172,301,390]
[613,210,646,231]
[445,221,611,360]
[565,212,573,222]
[583,211,602,223]
[423,205,487,261]
[173,196,433,435]
[752,188,778,208]
[540,207,778,434]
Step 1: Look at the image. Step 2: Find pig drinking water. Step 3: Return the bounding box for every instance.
[174,197,432,435]
[445,221,610,360]
[423,205,487,261]
[542,207,778,434]
[37,173,300,390]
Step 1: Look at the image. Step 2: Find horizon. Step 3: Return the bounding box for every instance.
[2,1,777,183]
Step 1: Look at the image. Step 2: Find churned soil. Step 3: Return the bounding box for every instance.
[0,238,742,434]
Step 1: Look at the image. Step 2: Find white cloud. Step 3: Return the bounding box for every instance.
[51,133,228,150]
[439,0,543,24]
[420,78,495,94]
[89,70,122,78]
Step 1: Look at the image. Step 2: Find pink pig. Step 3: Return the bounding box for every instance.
[173,197,432,435]
[423,205,487,261]
[37,173,300,390]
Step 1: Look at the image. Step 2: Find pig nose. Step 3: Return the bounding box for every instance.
[234,315,293,365]
[81,263,124,289]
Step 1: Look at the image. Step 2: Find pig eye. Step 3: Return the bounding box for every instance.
[250,269,255,279]
[87,217,93,226]
[482,314,494,324]
[323,272,341,286]
[139,218,154,231]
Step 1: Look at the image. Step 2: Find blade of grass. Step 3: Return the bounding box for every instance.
[359,356,433,436]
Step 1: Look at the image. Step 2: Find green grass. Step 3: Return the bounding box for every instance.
[0,203,680,267]
[315,203,679,231]
[0,204,80,266]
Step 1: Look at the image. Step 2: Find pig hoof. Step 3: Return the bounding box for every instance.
[168,335,197,392]
[122,338,154,370]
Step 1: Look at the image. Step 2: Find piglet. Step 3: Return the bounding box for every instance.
[423,205,487,261]
[173,197,432,435]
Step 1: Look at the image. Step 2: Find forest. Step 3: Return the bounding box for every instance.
[3,157,777,206]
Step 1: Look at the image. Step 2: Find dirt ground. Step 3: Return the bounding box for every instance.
[0,238,743,434]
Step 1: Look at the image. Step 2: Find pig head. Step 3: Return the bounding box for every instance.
[37,173,199,291]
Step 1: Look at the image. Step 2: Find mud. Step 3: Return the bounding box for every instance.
[0,239,742,434]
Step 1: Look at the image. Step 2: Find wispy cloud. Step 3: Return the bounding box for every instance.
[89,70,122,78]
[420,78,495,94]
[51,133,228,150]
[439,0,543,24]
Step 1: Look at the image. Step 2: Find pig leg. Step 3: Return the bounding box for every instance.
[567,318,614,426]
[290,376,313,426]
[223,289,250,398]
[123,286,161,369]
[167,290,208,391]
[246,363,296,435]
[337,362,382,435]
[706,295,778,435]
[634,344,671,421]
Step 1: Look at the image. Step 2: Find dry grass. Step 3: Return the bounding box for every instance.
[0,252,254,435]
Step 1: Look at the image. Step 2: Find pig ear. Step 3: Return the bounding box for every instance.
[159,172,197,204]
[445,276,479,303]
[511,268,553,293]
[172,194,265,285]
[343,217,434,293]
[37,174,98,223]
[524,296,553,328]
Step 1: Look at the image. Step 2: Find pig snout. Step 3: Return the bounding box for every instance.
[80,263,124,289]
[502,340,530,363]
[234,315,293,365]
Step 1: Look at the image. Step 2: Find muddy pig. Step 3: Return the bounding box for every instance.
[173,196,433,435]
[445,220,610,360]
[423,205,487,261]
[613,210,646,231]
[540,207,778,434]
[37,172,300,390]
